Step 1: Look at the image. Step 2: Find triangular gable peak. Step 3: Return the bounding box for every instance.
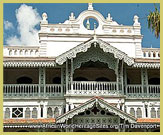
[56,97,137,123]
[56,37,134,66]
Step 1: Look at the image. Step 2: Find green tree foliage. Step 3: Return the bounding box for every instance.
[148,6,160,38]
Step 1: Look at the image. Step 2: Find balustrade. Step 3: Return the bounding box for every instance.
[3,83,160,98]
[3,84,62,98]
[3,84,39,98]
[142,48,160,59]
[67,81,118,95]
[4,46,39,57]
[126,84,160,98]
[45,84,62,97]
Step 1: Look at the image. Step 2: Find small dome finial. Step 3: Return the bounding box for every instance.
[42,12,48,21]
[69,12,75,21]
[41,12,48,24]
[88,3,93,10]
[133,15,140,26]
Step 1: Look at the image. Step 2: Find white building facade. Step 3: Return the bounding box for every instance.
[3,4,160,132]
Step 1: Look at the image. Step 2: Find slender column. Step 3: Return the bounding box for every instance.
[39,67,46,97]
[61,67,64,96]
[124,65,127,95]
[71,59,73,91]
[66,103,69,112]
[61,66,66,95]
[66,60,69,93]
[141,68,148,97]
[116,59,119,93]
[121,60,124,95]
[116,60,123,94]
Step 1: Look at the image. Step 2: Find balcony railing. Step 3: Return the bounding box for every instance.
[45,84,63,97]
[66,81,119,95]
[3,83,160,98]
[126,84,160,98]
[3,84,63,98]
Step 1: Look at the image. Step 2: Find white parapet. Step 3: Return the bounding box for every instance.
[3,46,40,57]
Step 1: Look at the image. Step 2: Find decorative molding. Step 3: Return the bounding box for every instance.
[3,61,56,68]
[56,97,137,123]
[56,38,134,66]
[57,99,96,123]
[133,63,160,69]
[73,46,116,71]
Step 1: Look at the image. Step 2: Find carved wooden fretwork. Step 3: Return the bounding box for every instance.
[56,97,137,123]
[73,46,116,71]
[56,38,134,66]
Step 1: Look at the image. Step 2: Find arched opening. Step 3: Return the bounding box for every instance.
[136,108,142,118]
[32,108,37,118]
[148,78,160,85]
[95,77,110,82]
[74,77,88,81]
[54,107,59,118]
[4,108,10,119]
[25,107,31,118]
[17,76,33,84]
[47,107,53,118]
[74,61,116,81]
[130,108,135,117]
[83,17,99,30]
[52,77,61,84]
[150,108,156,118]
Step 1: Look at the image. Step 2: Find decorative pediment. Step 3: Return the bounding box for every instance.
[56,97,137,123]
[56,38,134,66]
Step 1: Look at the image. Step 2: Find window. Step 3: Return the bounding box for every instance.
[157,108,160,118]
[12,108,23,118]
[145,106,148,117]
[4,108,10,119]
[17,76,33,84]
[32,108,37,118]
[47,107,53,118]
[41,106,43,117]
[25,108,31,118]
[54,107,59,118]
[151,108,156,118]
[136,108,142,118]
[130,108,135,117]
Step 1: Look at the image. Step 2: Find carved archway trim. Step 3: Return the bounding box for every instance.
[56,38,134,66]
[73,46,116,71]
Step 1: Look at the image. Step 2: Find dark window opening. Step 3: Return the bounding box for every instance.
[41,107,43,117]
[148,78,160,85]
[52,77,61,84]
[145,107,148,118]
[74,77,88,81]
[17,76,32,84]
[95,77,110,82]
